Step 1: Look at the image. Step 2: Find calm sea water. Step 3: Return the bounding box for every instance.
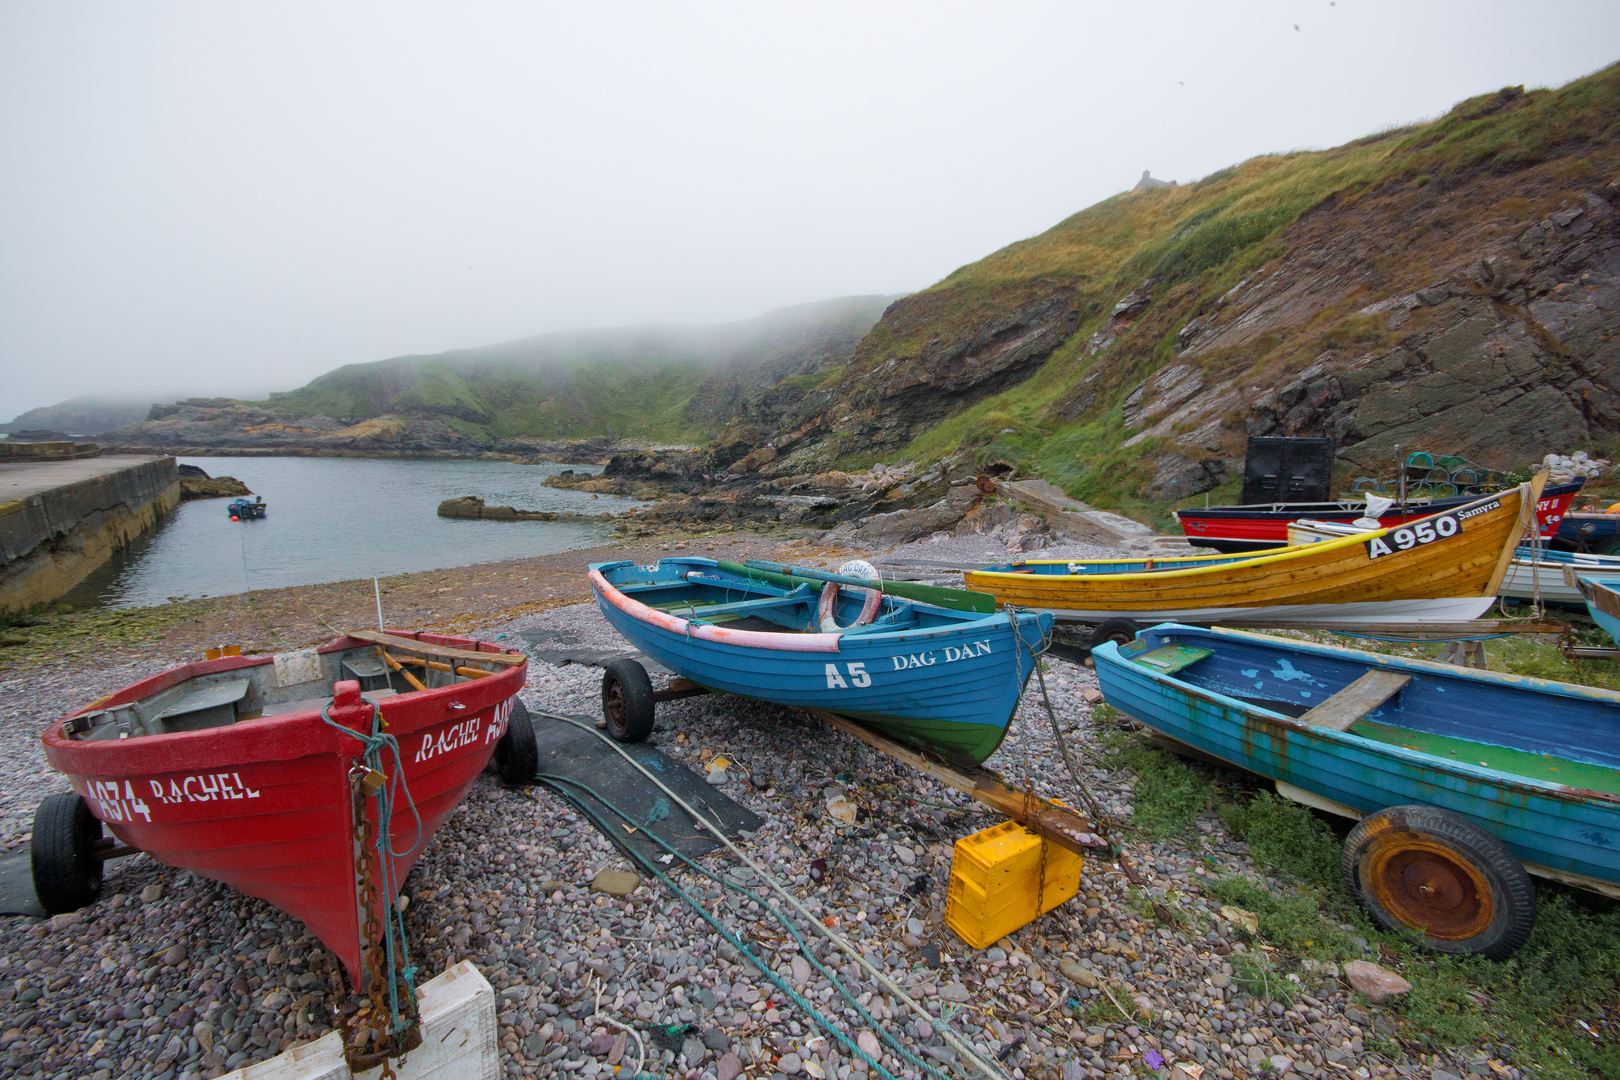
[64,456,643,608]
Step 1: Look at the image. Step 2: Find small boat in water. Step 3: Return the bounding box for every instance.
[1174,480,1581,554]
[227,496,266,520]
[1093,623,1620,957]
[35,630,534,984]
[588,557,1052,766]
[965,480,1545,632]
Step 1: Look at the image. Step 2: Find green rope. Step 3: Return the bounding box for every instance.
[537,773,954,1080]
[321,700,424,1040]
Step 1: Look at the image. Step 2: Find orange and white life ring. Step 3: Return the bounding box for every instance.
[816,578,883,633]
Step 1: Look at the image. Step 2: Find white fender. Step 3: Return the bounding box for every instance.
[817,581,883,633]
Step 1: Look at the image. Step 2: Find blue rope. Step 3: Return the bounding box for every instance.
[537,773,950,1080]
[321,700,425,1039]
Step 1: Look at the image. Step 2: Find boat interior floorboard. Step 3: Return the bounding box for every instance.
[1349,720,1620,795]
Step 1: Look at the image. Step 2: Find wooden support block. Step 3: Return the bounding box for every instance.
[220,961,497,1080]
[1297,670,1412,731]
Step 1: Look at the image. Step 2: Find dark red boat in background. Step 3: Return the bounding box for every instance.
[1175,480,1585,554]
[34,630,535,984]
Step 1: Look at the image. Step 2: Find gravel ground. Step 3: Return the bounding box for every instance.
[0,534,1465,1080]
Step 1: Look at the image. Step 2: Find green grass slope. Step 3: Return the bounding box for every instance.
[863,64,1620,524]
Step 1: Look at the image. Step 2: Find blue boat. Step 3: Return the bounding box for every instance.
[227,497,265,520]
[588,558,1053,766]
[1576,573,1620,646]
[1094,623,1620,957]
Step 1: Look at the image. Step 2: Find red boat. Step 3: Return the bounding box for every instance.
[1175,480,1584,554]
[33,630,534,985]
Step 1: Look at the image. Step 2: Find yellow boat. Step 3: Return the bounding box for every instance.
[964,476,1546,628]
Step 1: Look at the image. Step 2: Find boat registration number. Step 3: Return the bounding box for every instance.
[1365,512,1463,559]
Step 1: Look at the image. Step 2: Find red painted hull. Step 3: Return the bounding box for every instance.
[1176,482,1582,553]
[40,632,526,983]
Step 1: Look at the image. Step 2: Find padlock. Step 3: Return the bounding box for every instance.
[356,769,386,796]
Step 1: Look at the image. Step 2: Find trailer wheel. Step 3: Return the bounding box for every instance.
[1089,618,1142,649]
[602,660,655,744]
[31,792,104,913]
[1342,805,1535,959]
[494,698,538,785]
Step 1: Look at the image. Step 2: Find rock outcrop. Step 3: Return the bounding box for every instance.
[435,497,601,522]
[177,463,251,500]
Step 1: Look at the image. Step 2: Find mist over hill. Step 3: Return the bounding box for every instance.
[0,395,159,437]
[105,295,897,454]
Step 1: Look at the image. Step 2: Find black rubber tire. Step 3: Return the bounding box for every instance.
[1342,805,1535,959]
[31,792,104,914]
[1088,618,1142,650]
[602,660,656,744]
[494,698,538,785]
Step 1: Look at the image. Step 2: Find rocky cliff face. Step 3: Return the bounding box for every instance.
[724,69,1620,515]
[1109,174,1620,497]
[769,284,1084,466]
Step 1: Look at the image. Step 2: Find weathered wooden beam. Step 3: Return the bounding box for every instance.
[809,709,1104,858]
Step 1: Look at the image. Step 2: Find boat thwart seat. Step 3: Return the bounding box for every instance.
[1298,670,1412,731]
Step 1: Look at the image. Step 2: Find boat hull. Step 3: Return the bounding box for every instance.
[40,633,526,982]
[1176,481,1581,553]
[967,483,1539,625]
[1576,574,1620,647]
[590,560,1052,766]
[1093,625,1620,889]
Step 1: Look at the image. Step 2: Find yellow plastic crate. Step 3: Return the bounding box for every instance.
[945,818,1082,949]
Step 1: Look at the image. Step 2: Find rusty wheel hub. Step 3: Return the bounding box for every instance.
[1366,834,1494,940]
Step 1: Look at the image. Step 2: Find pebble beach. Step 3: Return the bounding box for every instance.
[0,535,1512,1080]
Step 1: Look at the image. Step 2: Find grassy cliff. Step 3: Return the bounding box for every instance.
[785,64,1620,525]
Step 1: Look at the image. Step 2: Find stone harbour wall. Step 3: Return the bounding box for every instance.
[0,456,180,612]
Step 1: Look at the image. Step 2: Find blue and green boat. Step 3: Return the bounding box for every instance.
[588,558,1052,766]
[1094,623,1620,957]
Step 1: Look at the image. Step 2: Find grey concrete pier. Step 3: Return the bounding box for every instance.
[0,454,180,611]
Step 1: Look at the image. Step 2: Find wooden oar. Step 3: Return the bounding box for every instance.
[377,648,428,692]
[810,710,1105,858]
[396,656,494,679]
[727,559,996,615]
[345,629,524,667]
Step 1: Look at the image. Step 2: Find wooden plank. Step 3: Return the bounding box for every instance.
[1484,474,1548,597]
[1297,670,1412,731]
[1128,645,1213,676]
[220,960,497,1080]
[809,709,1103,858]
[344,630,524,667]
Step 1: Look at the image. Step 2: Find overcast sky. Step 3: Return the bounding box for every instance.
[2,2,1617,417]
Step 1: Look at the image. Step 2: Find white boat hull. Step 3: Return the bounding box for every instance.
[1040,595,1497,627]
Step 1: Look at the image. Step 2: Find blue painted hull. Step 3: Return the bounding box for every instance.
[1094,625,1620,890]
[1576,574,1620,647]
[591,559,1053,765]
